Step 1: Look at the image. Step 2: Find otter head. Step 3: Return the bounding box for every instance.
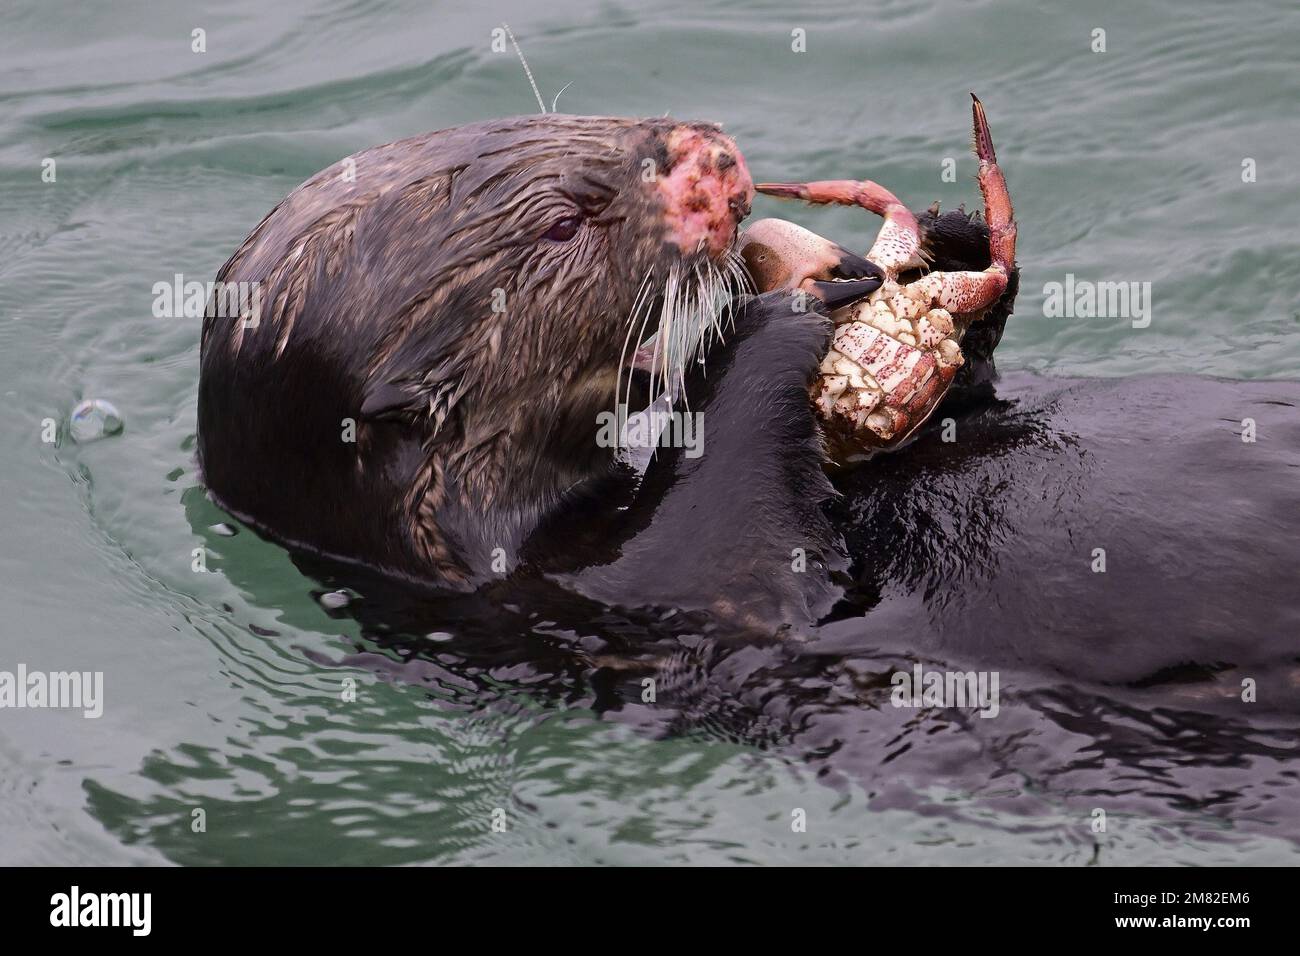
[351,115,757,487]
[198,114,757,582]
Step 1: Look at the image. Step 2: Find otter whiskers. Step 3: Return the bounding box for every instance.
[612,249,750,458]
[646,252,750,409]
[615,270,657,416]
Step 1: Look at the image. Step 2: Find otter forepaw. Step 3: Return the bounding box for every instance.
[732,289,837,381]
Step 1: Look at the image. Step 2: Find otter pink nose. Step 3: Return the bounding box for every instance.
[658,126,754,259]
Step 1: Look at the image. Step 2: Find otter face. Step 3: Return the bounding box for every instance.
[386,115,759,418]
[456,116,757,404]
[273,114,762,432]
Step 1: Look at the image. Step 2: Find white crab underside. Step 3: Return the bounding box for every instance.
[817,279,970,443]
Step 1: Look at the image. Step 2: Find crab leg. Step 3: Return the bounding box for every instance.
[754,179,922,279]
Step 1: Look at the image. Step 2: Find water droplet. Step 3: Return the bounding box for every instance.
[69,399,124,443]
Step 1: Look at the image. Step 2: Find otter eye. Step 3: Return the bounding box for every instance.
[541,216,582,243]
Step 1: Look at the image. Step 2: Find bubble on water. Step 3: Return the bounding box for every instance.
[69,399,124,443]
[209,522,238,537]
[318,589,352,611]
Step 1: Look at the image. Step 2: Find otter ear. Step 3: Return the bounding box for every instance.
[359,380,420,421]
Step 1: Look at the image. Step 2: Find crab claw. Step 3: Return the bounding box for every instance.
[808,276,884,310]
[971,93,1016,275]
[738,217,884,307]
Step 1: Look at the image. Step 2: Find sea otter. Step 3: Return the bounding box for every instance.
[198,111,1298,645]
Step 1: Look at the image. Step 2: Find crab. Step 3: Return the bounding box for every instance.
[739,94,1017,461]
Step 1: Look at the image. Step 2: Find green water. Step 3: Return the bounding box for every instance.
[1,0,1297,865]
